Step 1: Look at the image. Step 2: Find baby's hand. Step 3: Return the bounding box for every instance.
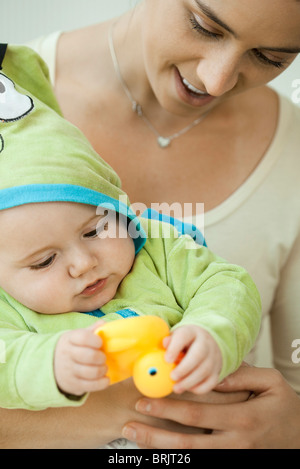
[54,321,109,396]
[164,325,222,395]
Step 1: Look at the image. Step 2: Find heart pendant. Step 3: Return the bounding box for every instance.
[157,136,171,148]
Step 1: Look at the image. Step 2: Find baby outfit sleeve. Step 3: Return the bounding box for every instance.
[163,232,262,381]
[0,300,87,410]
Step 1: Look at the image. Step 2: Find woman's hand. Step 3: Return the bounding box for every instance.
[122,366,300,449]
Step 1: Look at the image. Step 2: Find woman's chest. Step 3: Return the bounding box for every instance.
[89,121,274,212]
[58,83,278,213]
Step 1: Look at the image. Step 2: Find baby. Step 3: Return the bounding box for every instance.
[0,45,261,410]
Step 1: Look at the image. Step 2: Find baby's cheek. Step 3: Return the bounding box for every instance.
[24,278,69,314]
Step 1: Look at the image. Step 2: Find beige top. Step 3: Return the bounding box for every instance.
[27,33,300,393]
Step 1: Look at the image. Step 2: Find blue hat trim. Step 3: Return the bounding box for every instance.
[0,184,146,254]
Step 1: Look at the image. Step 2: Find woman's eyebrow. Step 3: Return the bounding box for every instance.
[194,0,237,37]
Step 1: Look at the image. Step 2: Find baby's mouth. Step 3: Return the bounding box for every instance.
[80,278,107,296]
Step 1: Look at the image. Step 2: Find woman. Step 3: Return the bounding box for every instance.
[3,0,300,448]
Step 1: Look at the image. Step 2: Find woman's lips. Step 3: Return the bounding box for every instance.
[182,78,207,95]
[80,278,107,296]
[174,67,215,107]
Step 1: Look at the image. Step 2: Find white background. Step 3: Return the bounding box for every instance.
[0,0,299,106]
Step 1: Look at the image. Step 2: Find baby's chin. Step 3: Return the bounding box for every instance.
[24,302,90,315]
[32,307,76,315]
[17,295,77,315]
[72,293,118,314]
[27,285,118,315]
[31,303,108,315]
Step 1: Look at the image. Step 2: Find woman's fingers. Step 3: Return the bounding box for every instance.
[215,366,283,394]
[122,422,227,449]
[134,396,234,430]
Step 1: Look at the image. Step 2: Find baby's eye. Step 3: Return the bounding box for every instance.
[83,229,98,239]
[30,254,56,270]
[96,220,109,233]
[83,221,109,239]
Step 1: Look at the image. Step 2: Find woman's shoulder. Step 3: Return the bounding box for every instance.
[278,91,300,119]
[258,87,300,156]
[276,93,300,153]
[25,31,62,86]
[27,22,110,90]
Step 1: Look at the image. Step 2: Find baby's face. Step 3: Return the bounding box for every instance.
[0,202,135,314]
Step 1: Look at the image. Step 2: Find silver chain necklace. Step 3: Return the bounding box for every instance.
[108,24,208,149]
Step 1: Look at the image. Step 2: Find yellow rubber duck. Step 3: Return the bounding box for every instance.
[95,316,176,398]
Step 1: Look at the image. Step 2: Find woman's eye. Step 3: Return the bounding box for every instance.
[252,49,285,69]
[30,255,56,270]
[190,15,221,40]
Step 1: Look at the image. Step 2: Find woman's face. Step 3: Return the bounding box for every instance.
[141,0,300,115]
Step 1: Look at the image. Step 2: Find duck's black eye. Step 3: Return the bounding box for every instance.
[148,367,158,376]
[0,82,5,93]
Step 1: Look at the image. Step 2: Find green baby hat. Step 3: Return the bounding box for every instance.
[0,44,146,254]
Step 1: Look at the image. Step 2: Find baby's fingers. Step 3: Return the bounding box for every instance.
[74,362,108,382]
[69,328,103,349]
[164,326,195,363]
[73,346,107,367]
[77,376,110,393]
[67,366,110,395]
[173,360,219,394]
[190,373,220,395]
[170,337,207,380]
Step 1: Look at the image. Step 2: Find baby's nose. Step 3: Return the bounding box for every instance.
[68,246,98,278]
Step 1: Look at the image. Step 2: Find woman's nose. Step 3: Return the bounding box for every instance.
[196,48,241,97]
[68,245,98,278]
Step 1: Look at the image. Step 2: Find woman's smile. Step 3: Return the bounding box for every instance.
[173,67,216,107]
[182,77,207,96]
